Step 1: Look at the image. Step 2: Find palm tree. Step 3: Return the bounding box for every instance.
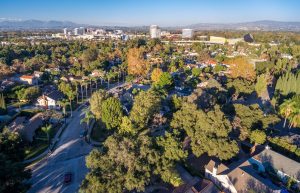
[41,124,52,147]
[80,107,94,129]
[80,81,84,102]
[106,72,115,89]
[279,99,296,128]
[73,81,79,104]
[289,113,300,129]
[58,99,69,123]
[66,88,76,117]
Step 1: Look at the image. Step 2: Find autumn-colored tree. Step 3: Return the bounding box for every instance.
[151,68,163,83]
[127,48,149,76]
[226,57,256,82]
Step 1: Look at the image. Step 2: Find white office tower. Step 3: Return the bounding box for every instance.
[150,25,161,39]
[115,30,123,35]
[74,28,79,35]
[63,28,68,35]
[182,29,194,39]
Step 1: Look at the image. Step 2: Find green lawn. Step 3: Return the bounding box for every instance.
[8,101,29,108]
[24,139,48,160]
[91,121,110,142]
[24,123,61,160]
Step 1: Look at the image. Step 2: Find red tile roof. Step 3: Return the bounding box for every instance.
[20,75,34,79]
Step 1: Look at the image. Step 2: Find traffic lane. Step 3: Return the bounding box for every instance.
[28,155,88,193]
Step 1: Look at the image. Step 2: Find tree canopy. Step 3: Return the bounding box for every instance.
[101,97,123,130]
[171,103,239,160]
[0,128,30,193]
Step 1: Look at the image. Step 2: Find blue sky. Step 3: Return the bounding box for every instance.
[0,0,299,26]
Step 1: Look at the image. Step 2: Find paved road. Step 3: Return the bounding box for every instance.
[27,108,92,193]
[27,81,130,193]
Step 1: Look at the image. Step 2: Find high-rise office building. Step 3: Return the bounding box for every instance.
[79,27,85,35]
[182,29,194,39]
[150,25,161,39]
[63,28,68,35]
[74,28,79,35]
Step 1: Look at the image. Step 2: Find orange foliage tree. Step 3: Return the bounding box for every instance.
[225,57,256,81]
[127,48,149,76]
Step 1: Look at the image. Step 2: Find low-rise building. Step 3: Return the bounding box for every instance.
[37,90,64,109]
[19,75,38,85]
[205,158,281,193]
[8,113,44,142]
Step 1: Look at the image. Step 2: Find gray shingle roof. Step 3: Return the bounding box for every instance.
[255,148,300,181]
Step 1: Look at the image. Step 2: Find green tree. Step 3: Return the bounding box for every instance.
[16,86,40,102]
[57,99,69,117]
[59,82,76,117]
[41,125,52,147]
[233,104,280,140]
[156,72,173,89]
[192,68,202,77]
[80,107,95,129]
[250,130,266,145]
[90,90,108,120]
[130,90,161,129]
[255,74,268,98]
[171,103,239,160]
[101,97,123,129]
[156,131,187,161]
[119,116,136,135]
[275,72,300,96]
[0,128,30,193]
[227,78,254,99]
[285,96,300,129]
[81,134,182,193]
[279,98,296,128]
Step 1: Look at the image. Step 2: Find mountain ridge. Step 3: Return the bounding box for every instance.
[0,19,300,31]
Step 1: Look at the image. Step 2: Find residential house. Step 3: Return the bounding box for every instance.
[91,70,103,77]
[34,71,44,79]
[205,158,281,193]
[19,75,38,85]
[37,90,64,109]
[8,113,44,142]
[251,147,300,185]
[174,165,220,193]
[0,80,15,91]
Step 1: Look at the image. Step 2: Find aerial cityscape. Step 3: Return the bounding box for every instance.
[1,0,300,193]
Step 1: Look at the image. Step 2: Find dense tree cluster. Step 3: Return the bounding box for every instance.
[171,103,239,160]
[233,104,280,140]
[275,72,300,96]
[0,128,30,193]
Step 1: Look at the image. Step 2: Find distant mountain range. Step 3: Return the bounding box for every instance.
[186,20,300,31]
[0,19,84,30]
[0,19,300,31]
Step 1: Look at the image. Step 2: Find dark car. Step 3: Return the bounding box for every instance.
[64,172,72,184]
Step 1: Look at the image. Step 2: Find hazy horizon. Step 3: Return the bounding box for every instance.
[1,0,300,27]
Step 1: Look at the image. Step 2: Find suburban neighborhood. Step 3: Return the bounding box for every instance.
[1,1,300,193]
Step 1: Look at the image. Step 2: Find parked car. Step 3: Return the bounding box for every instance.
[64,172,72,184]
